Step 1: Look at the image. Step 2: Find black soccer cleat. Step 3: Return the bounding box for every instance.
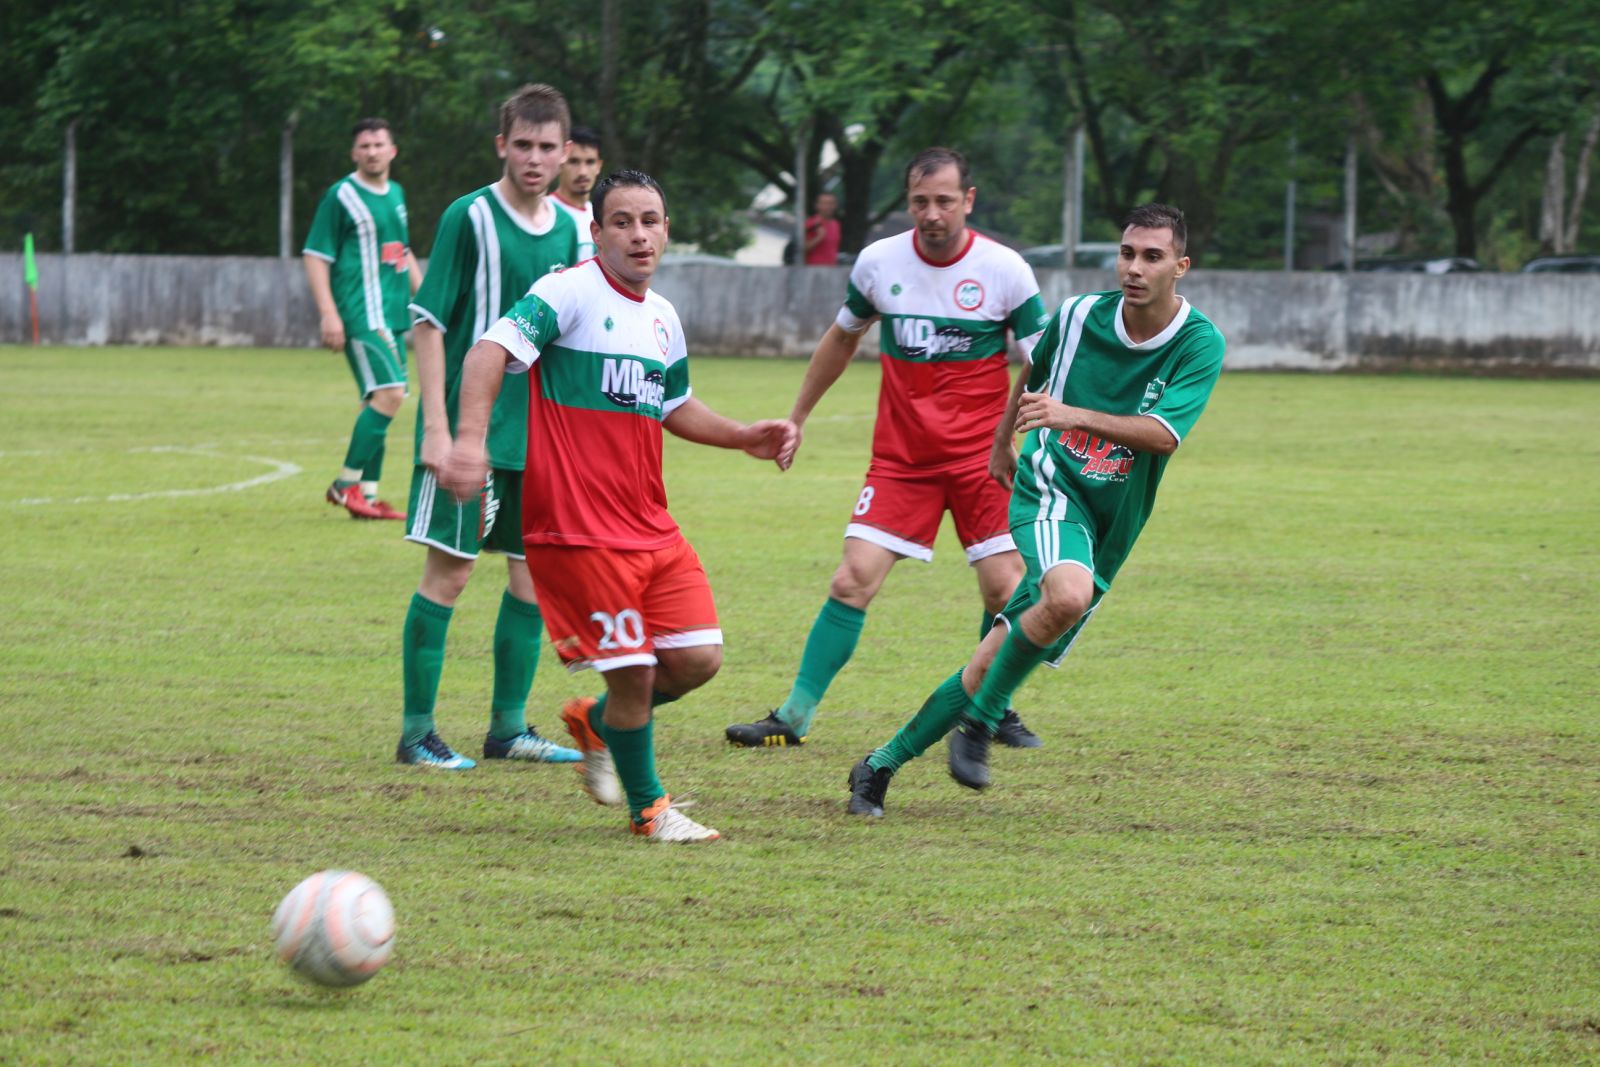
[725,712,806,749]
[847,757,892,817]
[947,719,993,790]
[994,707,1043,749]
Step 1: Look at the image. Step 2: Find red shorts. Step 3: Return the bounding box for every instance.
[523,538,722,673]
[844,460,1014,564]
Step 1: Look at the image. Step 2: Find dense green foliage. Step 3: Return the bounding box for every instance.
[2,1,1598,264]
[2,348,1598,1062]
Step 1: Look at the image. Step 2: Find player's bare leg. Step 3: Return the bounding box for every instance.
[727,538,899,747]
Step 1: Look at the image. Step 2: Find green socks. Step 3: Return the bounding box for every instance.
[342,405,393,475]
[401,593,453,745]
[868,670,968,773]
[590,691,680,818]
[775,597,867,735]
[969,625,1049,731]
[488,592,543,741]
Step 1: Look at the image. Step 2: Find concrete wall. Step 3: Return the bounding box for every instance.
[3,253,1598,374]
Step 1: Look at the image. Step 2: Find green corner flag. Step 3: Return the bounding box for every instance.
[24,232,38,290]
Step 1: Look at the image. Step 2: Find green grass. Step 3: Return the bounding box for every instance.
[2,346,1597,1064]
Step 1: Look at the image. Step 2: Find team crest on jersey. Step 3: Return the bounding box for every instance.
[604,316,614,332]
[653,319,670,355]
[953,279,985,311]
[1139,377,1166,413]
[1058,428,1136,481]
[890,283,903,296]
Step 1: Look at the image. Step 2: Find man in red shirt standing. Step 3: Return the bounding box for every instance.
[804,192,842,266]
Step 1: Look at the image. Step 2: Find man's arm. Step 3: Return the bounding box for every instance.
[302,255,344,351]
[804,218,824,252]
[784,321,869,461]
[1016,392,1179,455]
[990,365,1032,490]
[411,321,452,472]
[664,397,799,467]
[408,252,424,296]
[438,339,509,499]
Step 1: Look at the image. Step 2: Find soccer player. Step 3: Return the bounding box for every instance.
[726,147,1051,752]
[552,125,602,261]
[847,203,1226,817]
[395,85,583,770]
[304,118,424,520]
[439,170,798,842]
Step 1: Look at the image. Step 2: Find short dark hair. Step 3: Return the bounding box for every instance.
[351,118,391,142]
[905,147,971,191]
[1121,203,1188,257]
[592,169,667,220]
[500,84,570,140]
[569,125,602,151]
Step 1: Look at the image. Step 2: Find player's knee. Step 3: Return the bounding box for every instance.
[656,645,722,694]
[369,387,404,417]
[827,562,876,607]
[1036,587,1090,634]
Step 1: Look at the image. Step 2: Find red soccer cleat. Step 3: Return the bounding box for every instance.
[366,498,407,521]
[326,482,384,520]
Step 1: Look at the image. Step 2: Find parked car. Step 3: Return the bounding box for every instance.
[1333,256,1484,273]
[1019,242,1121,270]
[1519,254,1600,274]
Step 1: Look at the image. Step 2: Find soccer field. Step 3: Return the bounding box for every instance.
[2,346,1597,1064]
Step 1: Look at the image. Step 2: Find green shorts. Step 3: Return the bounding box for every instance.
[991,502,1114,668]
[344,327,407,398]
[404,466,524,560]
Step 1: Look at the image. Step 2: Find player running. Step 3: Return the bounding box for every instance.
[303,118,424,520]
[726,147,1051,753]
[552,125,602,262]
[439,170,798,842]
[847,203,1226,817]
[395,85,582,771]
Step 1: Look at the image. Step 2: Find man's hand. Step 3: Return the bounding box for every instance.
[1016,391,1080,435]
[439,439,488,503]
[740,419,800,468]
[420,426,452,474]
[320,312,346,352]
[989,437,1018,491]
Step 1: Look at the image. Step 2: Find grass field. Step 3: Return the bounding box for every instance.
[2,345,1597,1064]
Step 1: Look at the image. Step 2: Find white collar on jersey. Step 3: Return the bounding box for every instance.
[1114,295,1191,350]
[348,171,391,196]
[490,182,557,236]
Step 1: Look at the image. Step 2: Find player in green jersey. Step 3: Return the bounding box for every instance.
[395,85,584,770]
[304,117,424,521]
[847,203,1227,817]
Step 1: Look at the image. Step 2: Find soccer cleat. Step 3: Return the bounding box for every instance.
[481,728,581,763]
[995,707,1043,749]
[847,756,891,817]
[559,697,623,806]
[631,795,720,843]
[724,712,806,748]
[946,718,993,791]
[395,730,477,770]
[365,498,407,521]
[327,481,384,520]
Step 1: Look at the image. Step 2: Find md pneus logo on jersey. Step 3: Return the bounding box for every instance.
[890,318,974,359]
[600,357,665,412]
[1059,429,1135,480]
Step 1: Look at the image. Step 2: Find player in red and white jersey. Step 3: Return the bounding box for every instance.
[441,171,797,843]
[726,148,1053,755]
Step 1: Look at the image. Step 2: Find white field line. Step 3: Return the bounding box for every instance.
[14,446,303,506]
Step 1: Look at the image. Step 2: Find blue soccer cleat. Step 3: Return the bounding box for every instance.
[395,730,477,770]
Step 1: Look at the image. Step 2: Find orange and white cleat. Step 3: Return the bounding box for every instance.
[631,795,720,843]
[326,482,384,520]
[559,697,623,806]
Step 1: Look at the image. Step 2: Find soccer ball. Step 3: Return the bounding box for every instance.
[272,870,395,987]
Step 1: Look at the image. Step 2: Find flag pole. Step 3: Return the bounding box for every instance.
[24,232,39,345]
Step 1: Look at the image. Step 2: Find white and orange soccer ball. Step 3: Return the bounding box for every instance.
[272,870,395,987]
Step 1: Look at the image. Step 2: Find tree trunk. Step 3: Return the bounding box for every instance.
[599,0,627,168]
[1540,133,1567,254]
[1564,105,1600,252]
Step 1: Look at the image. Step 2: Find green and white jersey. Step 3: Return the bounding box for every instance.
[1014,291,1225,590]
[303,174,413,333]
[552,193,596,261]
[838,229,1050,472]
[482,259,692,551]
[409,186,578,470]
